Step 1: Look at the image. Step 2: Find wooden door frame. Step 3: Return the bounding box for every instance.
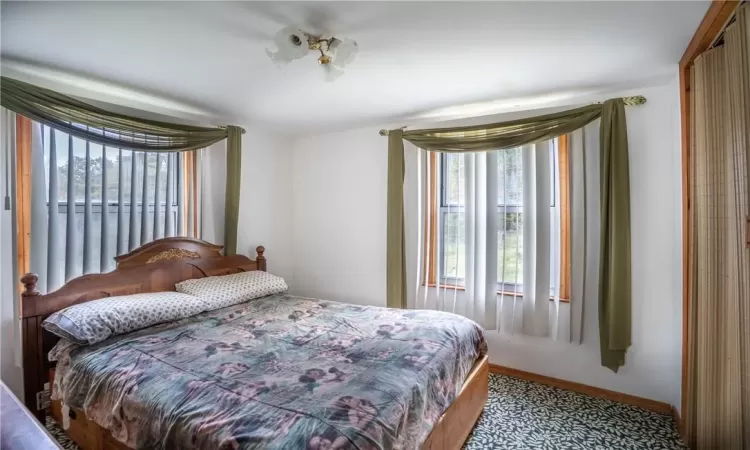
[678,0,740,435]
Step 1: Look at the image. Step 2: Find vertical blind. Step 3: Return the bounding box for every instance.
[29,122,193,293]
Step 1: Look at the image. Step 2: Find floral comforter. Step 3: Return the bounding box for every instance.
[51,294,487,450]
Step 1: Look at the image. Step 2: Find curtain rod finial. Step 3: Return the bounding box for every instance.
[623,96,646,106]
[223,125,246,134]
[380,126,406,136]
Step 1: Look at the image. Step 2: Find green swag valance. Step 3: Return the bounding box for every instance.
[0,76,243,256]
[385,96,643,372]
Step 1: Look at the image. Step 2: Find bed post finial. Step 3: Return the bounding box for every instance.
[20,272,44,421]
[256,246,267,271]
[20,273,40,297]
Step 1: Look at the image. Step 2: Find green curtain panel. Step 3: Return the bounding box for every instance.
[224,126,243,256]
[598,99,632,373]
[386,130,407,309]
[386,97,638,372]
[1,76,243,255]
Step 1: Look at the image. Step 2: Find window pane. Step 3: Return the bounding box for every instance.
[52,128,68,203]
[442,211,465,281]
[49,131,107,203]
[146,153,158,203]
[498,147,522,206]
[497,212,523,287]
[155,154,167,205]
[88,141,104,202]
[444,153,465,206]
[70,132,87,202]
[120,150,135,201]
[434,142,565,295]
[104,147,119,202]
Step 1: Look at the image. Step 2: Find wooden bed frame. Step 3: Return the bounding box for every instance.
[20,237,488,450]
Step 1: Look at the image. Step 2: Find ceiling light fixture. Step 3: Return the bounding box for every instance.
[266,27,358,82]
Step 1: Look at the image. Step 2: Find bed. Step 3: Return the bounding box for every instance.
[20,238,488,450]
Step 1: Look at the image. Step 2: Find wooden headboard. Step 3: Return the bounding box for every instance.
[19,237,266,421]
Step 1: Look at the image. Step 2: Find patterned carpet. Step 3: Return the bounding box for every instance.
[46,374,686,449]
[463,374,685,450]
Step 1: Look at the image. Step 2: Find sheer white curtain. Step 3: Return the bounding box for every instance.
[406,124,599,345]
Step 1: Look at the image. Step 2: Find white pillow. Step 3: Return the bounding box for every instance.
[42,292,205,345]
[175,271,288,311]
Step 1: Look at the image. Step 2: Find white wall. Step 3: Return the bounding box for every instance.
[290,128,388,305]
[289,77,683,408]
[235,127,294,283]
[1,109,24,399]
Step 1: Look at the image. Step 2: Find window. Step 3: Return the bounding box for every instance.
[14,116,199,293]
[424,137,571,300]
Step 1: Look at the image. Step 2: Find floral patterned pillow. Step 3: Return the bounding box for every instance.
[42,292,205,345]
[175,271,288,311]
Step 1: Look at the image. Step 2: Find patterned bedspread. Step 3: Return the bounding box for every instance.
[51,294,487,450]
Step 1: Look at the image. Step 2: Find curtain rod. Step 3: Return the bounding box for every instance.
[378,95,647,136]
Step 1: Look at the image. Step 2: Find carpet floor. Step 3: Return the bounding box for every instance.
[46,374,686,449]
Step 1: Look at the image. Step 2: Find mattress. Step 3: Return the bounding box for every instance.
[50,293,487,449]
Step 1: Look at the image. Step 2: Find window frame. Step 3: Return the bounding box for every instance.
[15,116,32,288]
[423,139,571,301]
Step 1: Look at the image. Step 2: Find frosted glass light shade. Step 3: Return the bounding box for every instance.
[329,38,358,68]
[266,27,308,65]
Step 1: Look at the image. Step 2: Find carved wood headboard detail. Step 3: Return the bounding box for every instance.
[114,237,222,268]
[19,237,267,421]
[146,248,200,264]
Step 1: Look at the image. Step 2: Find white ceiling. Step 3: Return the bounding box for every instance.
[1,1,708,135]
